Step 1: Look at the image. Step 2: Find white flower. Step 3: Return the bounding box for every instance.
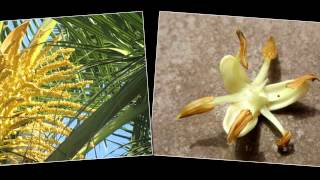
[177,30,318,149]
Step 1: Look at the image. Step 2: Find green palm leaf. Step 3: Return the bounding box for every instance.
[46,68,147,161]
[47,12,151,160]
[0,12,150,164]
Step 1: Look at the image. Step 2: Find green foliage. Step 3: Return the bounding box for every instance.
[1,12,151,162]
[48,12,151,160]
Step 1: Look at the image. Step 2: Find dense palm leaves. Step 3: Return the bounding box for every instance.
[0,12,151,164]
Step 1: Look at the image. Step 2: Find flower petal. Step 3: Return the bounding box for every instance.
[286,74,318,88]
[262,36,277,61]
[265,74,318,111]
[236,30,248,69]
[177,96,214,119]
[223,103,258,143]
[177,93,243,120]
[260,107,286,134]
[261,108,292,147]
[226,109,253,144]
[219,55,250,93]
[253,37,278,85]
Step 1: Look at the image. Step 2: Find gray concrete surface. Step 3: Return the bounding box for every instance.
[152,12,320,166]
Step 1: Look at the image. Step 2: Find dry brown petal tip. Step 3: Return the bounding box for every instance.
[227,109,253,144]
[286,74,319,88]
[176,96,214,120]
[276,131,292,147]
[262,36,277,61]
[236,29,248,69]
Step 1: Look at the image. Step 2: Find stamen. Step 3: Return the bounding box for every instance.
[177,96,214,119]
[262,36,277,61]
[227,109,253,144]
[276,131,292,148]
[236,30,248,69]
[287,74,319,88]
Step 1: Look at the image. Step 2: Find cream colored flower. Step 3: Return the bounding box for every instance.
[177,30,318,150]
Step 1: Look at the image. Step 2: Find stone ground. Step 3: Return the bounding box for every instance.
[152,11,320,166]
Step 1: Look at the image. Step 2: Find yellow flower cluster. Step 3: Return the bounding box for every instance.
[0,19,94,164]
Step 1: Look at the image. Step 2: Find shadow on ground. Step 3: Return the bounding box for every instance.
[189,132,229,149]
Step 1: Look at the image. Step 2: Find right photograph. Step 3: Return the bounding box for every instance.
[152,11,320,166]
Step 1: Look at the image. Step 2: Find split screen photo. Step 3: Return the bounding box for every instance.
[0,11,319,167]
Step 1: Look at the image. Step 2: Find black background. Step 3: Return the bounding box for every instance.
[0,0,319,177]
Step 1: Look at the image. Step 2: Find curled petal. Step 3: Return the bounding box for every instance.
[226,109,253,144]
[177,96,214,119]
[223,104,258,143]
[236,30,248,69]
[265,74,318,110]
[286,74,318,88]
[219,55,250,93]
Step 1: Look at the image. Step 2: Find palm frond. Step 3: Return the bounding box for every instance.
[46,65,148,161]
[0,12,150,165]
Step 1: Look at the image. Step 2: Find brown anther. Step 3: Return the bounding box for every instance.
[286,74,319,88]
[176,96,214,119]
[262,36,277,61]
[227,109,253,144]
[236,30,248,69]
[276,131,292,148]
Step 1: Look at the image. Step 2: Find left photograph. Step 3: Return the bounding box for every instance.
[0,12,151,165]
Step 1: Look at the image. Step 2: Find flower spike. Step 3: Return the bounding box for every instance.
[0,20,95,163]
